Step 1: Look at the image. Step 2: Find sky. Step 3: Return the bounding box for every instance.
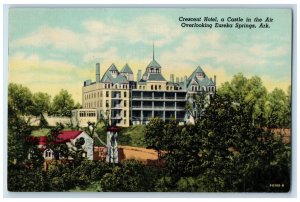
[8,8,292,103]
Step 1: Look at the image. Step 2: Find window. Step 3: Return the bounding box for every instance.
[124,119,126,125]
[167,86,169,90]
[159,85,161,90]
[139,86,141,89]
[45,150,52,158]
[155,85,157,90]
[151,85,153,90]
[106,100,109,108]
[124,110,127,117]
[124,91,127,97]
[106,91,109,97]
[143,86,145,90]
[124,100,127,107]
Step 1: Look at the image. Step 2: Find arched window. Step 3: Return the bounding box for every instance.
[151,85,153,90]
[167,86,169,90]
[159,85,161,90]
[155,85,157,90]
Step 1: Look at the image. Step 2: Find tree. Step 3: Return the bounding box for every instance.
[185,92,210,121]
[8,83,34,117]
[144,117,165,158]
[51,89,75,117]
[99,160,157,191]
[218,73,267,126]
[32,92,51,116]
[196,94,290,192]
[264,88,289,128]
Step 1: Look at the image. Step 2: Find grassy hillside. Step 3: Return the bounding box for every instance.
[31,124,146,148]
[94,124,146,147]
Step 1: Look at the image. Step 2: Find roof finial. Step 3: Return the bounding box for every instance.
[153,41,155,60]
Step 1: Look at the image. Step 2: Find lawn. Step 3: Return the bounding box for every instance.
[94,124,146,147]
[31,128,51,137]
[120,125,146,147]
[31,124,146,147]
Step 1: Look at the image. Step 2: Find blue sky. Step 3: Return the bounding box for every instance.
[8,8,292,102]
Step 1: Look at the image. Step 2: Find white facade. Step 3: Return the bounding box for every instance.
[71,109,98,127]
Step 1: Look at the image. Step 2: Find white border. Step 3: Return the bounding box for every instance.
[1,1,298,200]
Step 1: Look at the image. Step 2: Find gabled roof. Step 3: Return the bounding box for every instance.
[56,131,82,143]
[147,59,161,68]
[148,73,166,81]
[120,64,133,74]
[195,66,204,73]
[108,63,118,71]
[29,131,83,145]
[114,74,129,84]
[101,64,129,84]
[207,79,215,86]
[186,66,215,89]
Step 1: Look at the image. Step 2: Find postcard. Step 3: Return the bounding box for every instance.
[7,7,292,193]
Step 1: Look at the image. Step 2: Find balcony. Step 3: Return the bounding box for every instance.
[165,96,175,100]
[112,104,123,109]
[112,95,122,99]
[111,114,122,119]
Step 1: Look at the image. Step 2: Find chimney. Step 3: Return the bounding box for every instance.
[214,75,216,86]
[176,77,179,83]
[170,74,174,83]
[96,63,100,83]
[137,70,142,81]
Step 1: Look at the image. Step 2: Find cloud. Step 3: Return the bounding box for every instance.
[8,52,91,102]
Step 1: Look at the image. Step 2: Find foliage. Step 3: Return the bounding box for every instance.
[264,88,290,128]
[218,73,267,126]
[144,117,165,158]
[8,83,34,116]
[185,92,210,121]
[32,92,51,116]
[99,160,160,192]
[51,89,75,117]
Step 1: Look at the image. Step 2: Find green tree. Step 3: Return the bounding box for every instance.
[144,117,165,158]
[51,89,75,117]
[8,83,34,117]
[218,73,267,126]
[197,94,290,192]
[99,160,156,191]
[185,92,210,121]
[264,88,289,128]
[32,92,51,116]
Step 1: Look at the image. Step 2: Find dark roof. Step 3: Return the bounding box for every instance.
[148,73,166,81]
[101,64,129,84]
[120,64,133,74]
[186,66,215,89]
[147,59,161,68]
[115,74,129,84]
[108,63,118,71]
